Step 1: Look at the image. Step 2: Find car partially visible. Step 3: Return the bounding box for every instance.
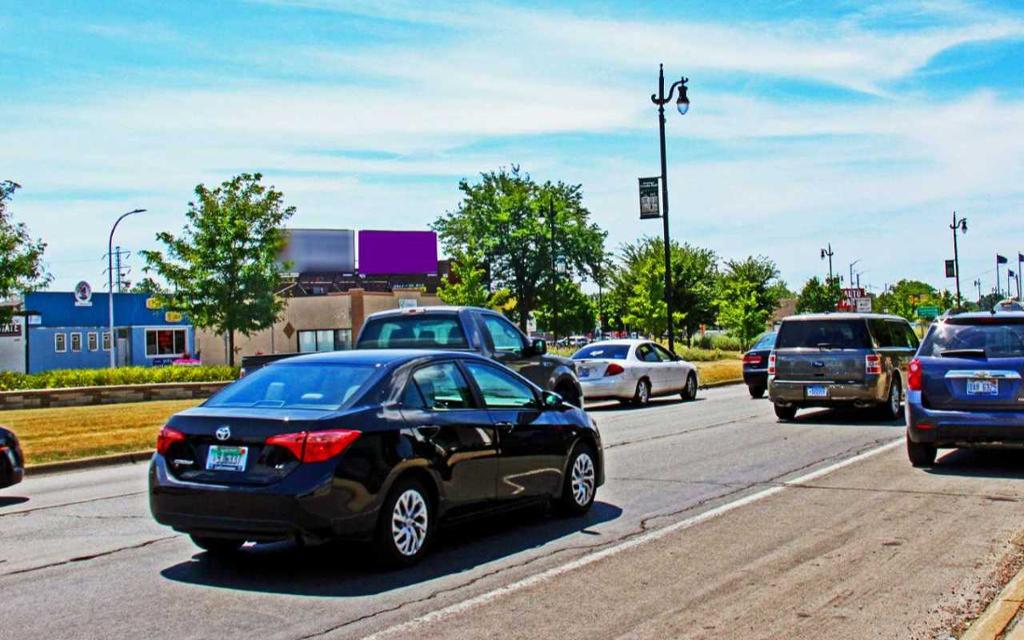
[905,312,1024,466]
[742,331,777,398]
[0,426,24,489]
[571,340,698,406]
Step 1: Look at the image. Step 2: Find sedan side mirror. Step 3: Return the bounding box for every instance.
[541,390,563,409]
[531,338,548,356]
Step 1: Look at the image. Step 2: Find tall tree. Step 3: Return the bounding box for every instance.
[716,256,784,348]
[0,181,50,319]
[534,280,597,337]
[796,276,842,313]
[432,167,606,331]
[876,280,938,321]
[141,173,294,366]
[715,278,770,350]
[609,238,719,344]
[437,249,490,308]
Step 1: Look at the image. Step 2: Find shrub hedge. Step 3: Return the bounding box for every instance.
[0,365,239,391]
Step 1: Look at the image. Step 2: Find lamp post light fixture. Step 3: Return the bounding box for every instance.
[108,208,146,368]
[650,63,689,353]
[949,212,967,309]
[820,243,835,283]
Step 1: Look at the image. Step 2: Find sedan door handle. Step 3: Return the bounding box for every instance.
[416,425,441,439]
[495,421,514,434]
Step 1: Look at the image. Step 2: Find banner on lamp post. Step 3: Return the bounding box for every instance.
[638,177,660,219]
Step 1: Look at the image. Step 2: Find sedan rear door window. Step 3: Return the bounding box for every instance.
[411,362,476,410]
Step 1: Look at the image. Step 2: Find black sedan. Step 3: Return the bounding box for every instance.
[742,331,777,398]
[0,426,24,489]
[150,350,604,566]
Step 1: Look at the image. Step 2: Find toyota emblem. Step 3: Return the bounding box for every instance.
[215,426,231,441]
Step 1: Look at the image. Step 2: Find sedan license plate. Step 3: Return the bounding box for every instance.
[966,378,998,396]
[206,445,249,472]
[806,385,829,399]
[579,367,591,378]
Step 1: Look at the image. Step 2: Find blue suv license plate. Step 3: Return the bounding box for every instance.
[806,385,828,398]
[966,378,998,396]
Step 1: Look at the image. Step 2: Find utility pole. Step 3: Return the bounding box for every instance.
[949,212,966,309]
[549,194,558,345]
[974,278,983,305]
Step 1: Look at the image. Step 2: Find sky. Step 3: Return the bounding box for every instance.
[2,0,1023,296]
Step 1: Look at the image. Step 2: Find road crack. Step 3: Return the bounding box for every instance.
[0,536,178,578]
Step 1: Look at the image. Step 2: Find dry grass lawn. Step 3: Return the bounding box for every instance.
[1,399,202,465]
[3,359,743,466]
[696,359,743,386]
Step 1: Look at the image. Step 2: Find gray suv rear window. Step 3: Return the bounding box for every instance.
[358,315,468,349]
[776,320,871,349]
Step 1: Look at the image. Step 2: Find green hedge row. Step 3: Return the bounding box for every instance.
[0,365,240,391]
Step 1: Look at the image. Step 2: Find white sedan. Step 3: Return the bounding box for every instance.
[571,339,698,406]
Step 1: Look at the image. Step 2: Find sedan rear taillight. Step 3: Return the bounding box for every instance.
[266,429,362,463]
[866,354,882,375]
[907,358,922,391]
[605,363,625,376]
[743,354,763,365]
[156,427,186,455]
[767,353,776,376]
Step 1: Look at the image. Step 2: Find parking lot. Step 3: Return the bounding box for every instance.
[3,383,1022,639]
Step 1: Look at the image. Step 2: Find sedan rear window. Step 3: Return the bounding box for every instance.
[358,315,468,349]
[920,319,1024,358]
[572,344,630,360]
[776,320,871,349]
[206,364,376,411]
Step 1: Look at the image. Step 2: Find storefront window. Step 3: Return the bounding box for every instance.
[102,332,111,351]
[146,329,187,356]
[70,333,82,352]
[54,333,67,353]
[88,332,98,351]
[297,329,352,353]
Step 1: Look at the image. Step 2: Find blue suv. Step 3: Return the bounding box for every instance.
[905,311,1024,466]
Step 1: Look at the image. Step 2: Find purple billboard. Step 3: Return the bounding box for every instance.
[358,230,438,275]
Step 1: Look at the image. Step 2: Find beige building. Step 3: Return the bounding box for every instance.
[196,288,443,366]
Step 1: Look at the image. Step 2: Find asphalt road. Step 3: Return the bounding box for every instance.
[1,384,1022,640]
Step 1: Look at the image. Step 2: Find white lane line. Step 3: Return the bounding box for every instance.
[362,437,903,640]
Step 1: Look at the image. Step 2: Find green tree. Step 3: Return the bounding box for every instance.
[796,276,842,313]
[535,280,596,337]
[716,256,784,348]
[129,277,165,294]
[432,167,606,331]
[141,173,295,366]
[609,238,719,344]
[715,278,770,350]
[0,181,50,319]
[438,250,490,308]
[876,280,938,321]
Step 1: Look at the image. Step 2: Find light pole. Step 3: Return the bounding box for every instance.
[108,209,146,368]
[848,259,861,291]
[651,63,689,354]
[949,212,967,309]
[821,243,835,283]
[548,195,558,345]
[974,278,983,305]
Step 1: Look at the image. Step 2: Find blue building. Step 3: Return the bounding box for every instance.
[20,291,195,373]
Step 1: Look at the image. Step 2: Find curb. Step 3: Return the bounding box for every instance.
[963,561,1024,640]
[700,378,744,389]
[27,450,155,476]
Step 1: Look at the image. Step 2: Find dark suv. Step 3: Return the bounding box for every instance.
[768,313,919,421]
[356,306,583,406]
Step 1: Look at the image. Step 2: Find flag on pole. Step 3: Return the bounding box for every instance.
[1010,270,1017,278]
[997,254,1008,264]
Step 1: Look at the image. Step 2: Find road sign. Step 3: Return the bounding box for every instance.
[917,306,940,319]
[855,297,872,313]
[638,177,660,219]
[945,260,956,278]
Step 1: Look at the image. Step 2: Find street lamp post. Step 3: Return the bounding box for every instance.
[108,209,146,368]
[820,243,835,283]
[949,212,967,309]
[548,195,558,345]
[651,64,689,354]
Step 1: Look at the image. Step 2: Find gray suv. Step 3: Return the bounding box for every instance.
[768,313,919,421]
